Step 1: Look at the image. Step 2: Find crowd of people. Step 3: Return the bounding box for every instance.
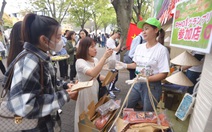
[0,13,204,132]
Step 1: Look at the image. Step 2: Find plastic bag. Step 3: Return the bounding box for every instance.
[96,99,121,116]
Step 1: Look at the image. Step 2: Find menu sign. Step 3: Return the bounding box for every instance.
[171,0,212,53]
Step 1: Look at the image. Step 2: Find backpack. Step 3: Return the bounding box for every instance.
[139,35,143,44]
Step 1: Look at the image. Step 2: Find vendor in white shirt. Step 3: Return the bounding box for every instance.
[118,18,170,111]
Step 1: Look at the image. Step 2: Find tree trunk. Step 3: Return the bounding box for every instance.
[93,11,98,35]
[0,0,7,45]
[0,0,6,20]
[59,2,71,23]
[112,0,133,46]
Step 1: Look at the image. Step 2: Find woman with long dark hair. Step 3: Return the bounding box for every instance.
[7,21,23,66]
[4,13,77,131]
[76,29,88,48]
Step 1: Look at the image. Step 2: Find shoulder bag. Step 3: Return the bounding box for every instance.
[0,51,44,131]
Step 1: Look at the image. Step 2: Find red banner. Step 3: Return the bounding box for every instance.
[126,23,142,50]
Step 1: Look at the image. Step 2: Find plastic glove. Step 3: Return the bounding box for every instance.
[125,76,147,85]
[125,79,135,85]
[116,61,127,70]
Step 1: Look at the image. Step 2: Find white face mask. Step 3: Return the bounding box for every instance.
[53,39,64,52]
[46,38,64,52]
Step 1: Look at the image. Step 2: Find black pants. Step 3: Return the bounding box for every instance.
[0,60,5,74]
[58,59,68,78]
[108,71,119,91]
[128,69,136,79]
[70,56,76,80]
[1,51,5,59]
[22,115,54,132]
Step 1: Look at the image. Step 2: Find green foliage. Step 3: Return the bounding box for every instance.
[29,0,72,23]
[25,0,151,31]
[68,0,116,30]
[2,14,13,29]
[139,0,152,20]
[132,0,152,23]
[100,6,117,28]
[92,1,116,30]
[68,0,93,29]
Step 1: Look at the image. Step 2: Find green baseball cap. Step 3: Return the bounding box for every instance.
[137,17,161,30]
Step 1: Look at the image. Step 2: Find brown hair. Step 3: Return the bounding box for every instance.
[66,31,76,40]
[76,37,94,60]
[157,29,165,45]
[7,21,23,66]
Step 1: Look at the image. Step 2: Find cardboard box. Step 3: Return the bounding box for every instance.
[78,96,118,132]
[102,70,118,87]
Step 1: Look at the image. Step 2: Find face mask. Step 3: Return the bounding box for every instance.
[46,38,64,52]
[53,39,64,52]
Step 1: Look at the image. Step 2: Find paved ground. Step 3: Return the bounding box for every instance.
[0,46,131,132]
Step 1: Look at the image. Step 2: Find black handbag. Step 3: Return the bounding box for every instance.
[97,75,108,100]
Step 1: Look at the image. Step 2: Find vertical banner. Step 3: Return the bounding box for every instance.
[126,23,142,50]
[170,0,212,53]
[154,0,164,18]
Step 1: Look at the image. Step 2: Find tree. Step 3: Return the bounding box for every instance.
[3,13,13,29]
[101,6,116,33]
[68,0,92,29]
[132,0,152,24]
[111,0,134,45]
[111,0,153,46]
[0,0,7,44]
[0,0,6,21]
[91,1,104,35]
[91,1,116,34]
[29,0,71,23]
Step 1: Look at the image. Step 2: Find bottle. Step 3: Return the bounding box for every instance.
[145,65,153,76]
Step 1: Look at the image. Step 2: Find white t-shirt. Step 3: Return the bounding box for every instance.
[188,51,205,72]
[133,42,170,75]
[106,37,120,61]
[0,42,5,52]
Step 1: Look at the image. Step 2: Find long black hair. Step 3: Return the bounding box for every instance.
[79,29,88,39]
[7,21,23,66]
[21,13,60,45]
